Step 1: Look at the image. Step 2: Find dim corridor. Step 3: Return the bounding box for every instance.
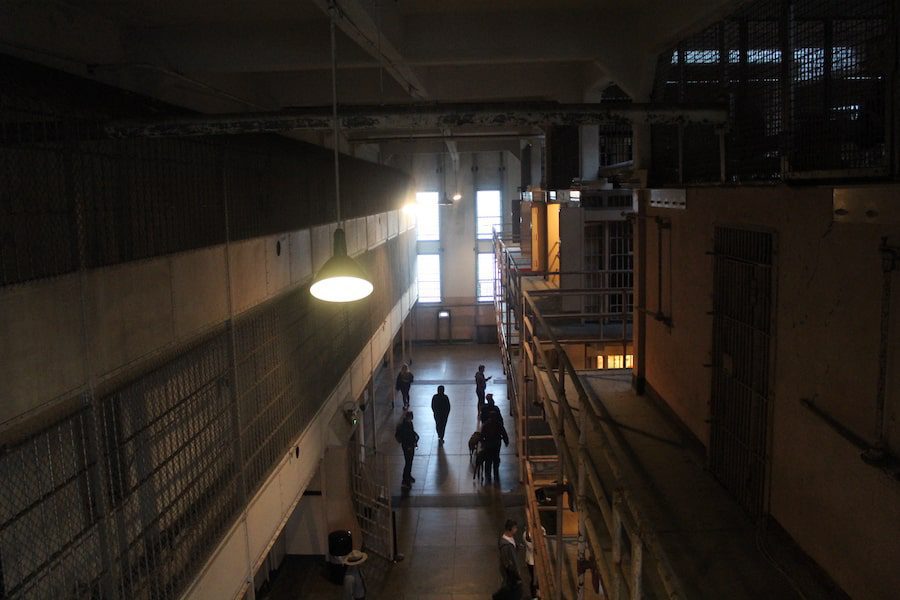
[264,344,528,600]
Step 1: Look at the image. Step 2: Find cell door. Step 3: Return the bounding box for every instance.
[709,227,775,517]
[349,441,394,560]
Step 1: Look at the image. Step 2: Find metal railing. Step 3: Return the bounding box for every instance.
[493,234,688,599]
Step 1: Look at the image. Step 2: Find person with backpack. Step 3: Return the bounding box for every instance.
[395,410,419,488]
[395,364,414,410]
[481,412,509,482]
[431,385,451,444]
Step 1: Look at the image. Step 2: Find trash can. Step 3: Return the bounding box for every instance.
[327,530,352,584]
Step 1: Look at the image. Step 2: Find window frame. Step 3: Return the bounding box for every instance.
[416,191,440,241]
[476,252,496,303]
[416,253,442,303]
[475,190,502,240]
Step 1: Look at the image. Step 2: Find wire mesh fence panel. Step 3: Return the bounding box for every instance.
[0,403,107,599]
[100,332,240,600]
[788,0,890,173]
[1,58,412,292]
[652,0,893,183]
[0,88,79,286]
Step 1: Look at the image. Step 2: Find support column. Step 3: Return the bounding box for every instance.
[579,125,600,181]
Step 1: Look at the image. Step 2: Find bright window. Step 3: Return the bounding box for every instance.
[476,190,502,240]
[603,355,634,369]
[477,252,496,302]
[417,192,440,241]
[417,254,441,303]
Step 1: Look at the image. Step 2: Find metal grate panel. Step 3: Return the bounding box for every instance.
[0,58,410,289]
[0,231,414,600]
[0,405,106,599]
[651,0,893,183]
[709,227,775,517]
[101,332,240,599]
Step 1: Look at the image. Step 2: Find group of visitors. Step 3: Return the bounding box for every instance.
[393,363,509,488]
[391,362,537,599]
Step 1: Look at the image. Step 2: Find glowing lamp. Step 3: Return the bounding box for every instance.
[310,229,373,302]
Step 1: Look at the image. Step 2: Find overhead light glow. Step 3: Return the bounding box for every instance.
[310,229,374,302]
[452,193,462,201]
[403,202,418,214]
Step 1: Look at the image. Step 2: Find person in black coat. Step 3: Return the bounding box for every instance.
[431,385,451,444]
[480,393,503,426]
[395,411,419,488]
[480,412,509,482]
[395,364,414,409]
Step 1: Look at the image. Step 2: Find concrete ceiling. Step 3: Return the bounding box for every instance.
[1,0,741,144]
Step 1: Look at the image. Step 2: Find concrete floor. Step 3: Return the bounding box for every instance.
[264,343,531,600]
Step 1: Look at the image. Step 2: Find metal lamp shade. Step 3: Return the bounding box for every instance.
[310,228,373,302]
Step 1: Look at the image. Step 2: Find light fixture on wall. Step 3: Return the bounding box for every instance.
[310,2,374,303]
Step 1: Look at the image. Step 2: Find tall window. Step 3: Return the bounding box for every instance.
[476,252,496,302]
[416,192,440,241]
[476,190,502,239]
[417,254,441,303]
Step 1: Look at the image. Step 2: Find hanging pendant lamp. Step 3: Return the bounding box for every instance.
[310,2,374,303]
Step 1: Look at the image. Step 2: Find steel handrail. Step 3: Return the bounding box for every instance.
[494,233,687,599]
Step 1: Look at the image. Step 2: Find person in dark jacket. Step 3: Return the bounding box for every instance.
[481,412,509,482]
[395,364,414,409]
[480,393,503,425]
[431,385,451,444]
[475,365,492,418]
[395,410,419,488]
[496,519,522,599]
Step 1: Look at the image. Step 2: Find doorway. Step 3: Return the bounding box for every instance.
[709,226,775,517]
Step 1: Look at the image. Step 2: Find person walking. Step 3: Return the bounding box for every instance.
[395,364,414,410]
[342,550,368,600]
[431,385,451,444]
[475,365,492,418]
[480,412,509,482]
[395,410,419,488]
[495,519,522,600]
[480,393,503,426]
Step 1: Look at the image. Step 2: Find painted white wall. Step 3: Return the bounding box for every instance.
[400,150,521,341]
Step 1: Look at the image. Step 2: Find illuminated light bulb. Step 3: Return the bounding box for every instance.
[310,228,374,302]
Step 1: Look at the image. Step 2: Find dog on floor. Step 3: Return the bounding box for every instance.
[468,431,481,462]
[473,447,487,482]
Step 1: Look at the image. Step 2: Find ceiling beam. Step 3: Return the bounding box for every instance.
[310,0,428,100]
[104,102,728,138]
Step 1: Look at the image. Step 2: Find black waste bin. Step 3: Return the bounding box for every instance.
[327,530,352,584]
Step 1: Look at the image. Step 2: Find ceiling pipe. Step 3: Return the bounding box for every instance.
[103,102,728,138]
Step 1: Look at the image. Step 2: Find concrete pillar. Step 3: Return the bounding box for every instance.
[531,138,544,188]
[632,122,652,172]
[579,125,600,181]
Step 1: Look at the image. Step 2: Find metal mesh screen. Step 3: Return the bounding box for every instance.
[100,332,239,599]
[0,230,413,600]
[0,57,409,288]
[789,0,891,172]
[651,0,893,183]
[0,404,106,599]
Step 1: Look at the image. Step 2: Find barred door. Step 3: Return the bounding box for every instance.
[349,443,394,560]
[709,227,775,517]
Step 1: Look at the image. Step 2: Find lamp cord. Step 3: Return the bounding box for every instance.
[329,1,341,225]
